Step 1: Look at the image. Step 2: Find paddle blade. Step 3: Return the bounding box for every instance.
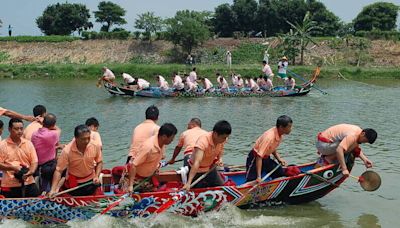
[359,170,381,191]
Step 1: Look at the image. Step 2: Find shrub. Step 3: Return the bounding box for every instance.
[0,35,79,42]
[81,31,131,40]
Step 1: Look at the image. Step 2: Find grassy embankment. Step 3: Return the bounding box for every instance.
[1,64,399,82]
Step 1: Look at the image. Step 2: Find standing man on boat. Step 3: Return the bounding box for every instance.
[245,115,292,182]
[0,106,36,122]
[0,118,40,198]
[277,56,289,80]
[23,105,47,141]
[168,118,207,166]
[316,124,377,177]
[98,67,116,84]
[127,123,177,193]
[262,60,274,80]
[31,113,61,192]
[127,105,160,163]
[183,120,232,190]
[49,124,103,197]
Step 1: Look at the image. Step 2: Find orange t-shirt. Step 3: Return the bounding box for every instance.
[320,124,362,152]
[23,121,43,141]
[177,127,208,155]
[192,132,226,173]
[0,137,38,187]
[0,107,7,116]
[90,131,102,148]
[132,135,165,178]
[253,127,283,158]
[128,120,160,158]
[56,141,102,183]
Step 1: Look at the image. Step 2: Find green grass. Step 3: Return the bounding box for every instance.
[0,64,399,81]
[0,36,80,42]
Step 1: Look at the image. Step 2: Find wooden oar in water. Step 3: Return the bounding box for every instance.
[349,170,381,191]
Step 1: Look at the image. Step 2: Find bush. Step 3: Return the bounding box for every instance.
[0,35,79,42]
[81,31,131,40]
[0,51,10,63]
[355,30,400,40]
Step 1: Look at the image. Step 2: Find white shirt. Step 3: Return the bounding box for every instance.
[237,78,244,87]
[262,64,273,77]
[217,76,229,89]
[103,68,115,79]
[189,71,197,83]
[265,78,273,89]
[173,75,184,90]
[231,75,238,86]
[137,78,150,89]
[249,79,259,91]
[278,61,288,74]
[203,78,213,90]
[122,73,134,83]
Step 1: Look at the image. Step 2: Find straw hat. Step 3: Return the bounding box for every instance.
[281,56,288,61]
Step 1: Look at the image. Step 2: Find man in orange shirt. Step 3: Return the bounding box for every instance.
[127,123,177,192]
[245,115,292,182]
[0,106,36,122]
[23,105,47,141]
[168,118,207,166]
[183,120,231,190]
[127,105,160,163]
[49,125,103,197]
[0,118,40,198]
[85,117,102,148]
[316,124,377,177]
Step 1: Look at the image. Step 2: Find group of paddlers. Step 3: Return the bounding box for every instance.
[0,104,377,198]
[98,58,297,93]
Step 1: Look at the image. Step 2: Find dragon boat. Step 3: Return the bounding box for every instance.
[0,152,353,225]
[103,68,321,98]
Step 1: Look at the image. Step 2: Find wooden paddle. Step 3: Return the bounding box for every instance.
[349,170,381,191]
[154,165,217,214]
[7,181,94,215]
[235,164,281,206]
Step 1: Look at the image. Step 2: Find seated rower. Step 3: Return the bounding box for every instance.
[316,124,377,177]
[185,75,198,92]
[168,118,207,166]
[132,77,150,91]
[200,77,215,93]
[0,118,40,198]
[262,76,273,91]
[49,125,103,197]
[127,123,177,193]
[246,76,260,92]
[98,66,116,84]
[284,76,296,90]
[172,72,185,91]
[156,75,169,91]
[236,75,244,89]
[217,73,229,92]
[122,73,135,86]
[231,73,238,87]
[183,120,232,190]
[245,115,292,182]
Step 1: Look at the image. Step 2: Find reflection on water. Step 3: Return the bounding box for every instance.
[357,214,381,228]
[0,78,399,227]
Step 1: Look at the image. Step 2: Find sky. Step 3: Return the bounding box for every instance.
[0,0,399,36]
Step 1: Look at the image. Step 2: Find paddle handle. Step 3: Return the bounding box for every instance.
[349,174,359,180]
[190,165,216,188]
[248,164,281,192]
[53,181,94,197]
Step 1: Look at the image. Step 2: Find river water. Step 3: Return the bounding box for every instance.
[0,78,399,227]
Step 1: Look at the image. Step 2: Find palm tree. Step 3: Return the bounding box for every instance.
[286,12,321,65]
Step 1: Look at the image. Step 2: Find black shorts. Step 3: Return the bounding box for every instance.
[188,166,224,189]
[1,183,40,198]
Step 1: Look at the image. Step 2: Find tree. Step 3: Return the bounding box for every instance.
[165,10,210,54]
[36,3,92,35]
[306,0,341,36]
[94,1,127,32]
[286,12,321,65]
[353,2,399,32]
[135,12,163,42]
[271,0,308,34]
[256,0,279,36]
[212,4,237,37]
[232,0,258,34]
